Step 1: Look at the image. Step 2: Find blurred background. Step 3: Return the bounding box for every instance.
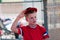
[0,0,60,40]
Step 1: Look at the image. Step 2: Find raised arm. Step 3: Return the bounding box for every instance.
[11,10,25,33]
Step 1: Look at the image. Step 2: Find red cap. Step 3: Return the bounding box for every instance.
[24,7,37,14]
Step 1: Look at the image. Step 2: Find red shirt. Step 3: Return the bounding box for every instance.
[18,24,49,40]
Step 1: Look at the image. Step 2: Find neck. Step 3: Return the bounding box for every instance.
[28,24,37,28]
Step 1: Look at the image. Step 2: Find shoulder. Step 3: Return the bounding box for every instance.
[37,24,46,31]
[37,24,45,29]
[19,25,28,30]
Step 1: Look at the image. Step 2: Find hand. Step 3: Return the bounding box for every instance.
[18,10,26,18]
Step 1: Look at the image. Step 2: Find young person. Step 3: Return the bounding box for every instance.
[11,7,49,40]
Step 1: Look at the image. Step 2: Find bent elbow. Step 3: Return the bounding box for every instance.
[11,26,13,31]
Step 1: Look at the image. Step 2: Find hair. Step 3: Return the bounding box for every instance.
[24,7,37,17]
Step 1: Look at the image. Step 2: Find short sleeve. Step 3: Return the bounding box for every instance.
[17,25,24,35]
[40,26,49,39]
[17,27,24,35]
[18,28,21,35]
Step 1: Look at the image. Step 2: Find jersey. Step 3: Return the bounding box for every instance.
[18,24,49,40]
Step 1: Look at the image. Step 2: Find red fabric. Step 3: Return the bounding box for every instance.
[18,28,21,35]
[43,35,49,39]
[18,24,49,40]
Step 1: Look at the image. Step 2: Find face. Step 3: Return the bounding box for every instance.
[26,12,37,25]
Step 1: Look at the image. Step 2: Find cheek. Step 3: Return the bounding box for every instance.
[27,18,33,22]
[28,19,32,22]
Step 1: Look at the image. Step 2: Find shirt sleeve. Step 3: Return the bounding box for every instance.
[18,28,21,35]
[40,26,49,39]
[17,27,23,35]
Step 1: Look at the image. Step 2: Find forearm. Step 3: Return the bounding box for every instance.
[11,13,24,33]
[11,17,20,33]
[12,16,20,28]
[11,10,25,33]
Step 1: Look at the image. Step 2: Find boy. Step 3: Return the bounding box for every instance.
[11,7,49,40]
